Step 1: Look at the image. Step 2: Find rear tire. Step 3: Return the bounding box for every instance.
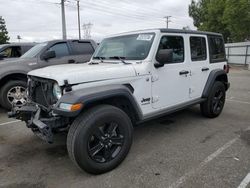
[67,105,133,174]
[201,81,226,118]
[0,80,27,110]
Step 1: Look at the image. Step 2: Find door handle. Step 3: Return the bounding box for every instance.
[68,59,75,64]
[179,70,190,75]
[202,67,209,71]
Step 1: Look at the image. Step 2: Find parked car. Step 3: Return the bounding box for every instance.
[0,39,97,109]
[10,29,230,174]
[0,43,35,60]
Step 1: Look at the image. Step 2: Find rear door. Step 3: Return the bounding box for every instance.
[70,41,95,63]
[188,35,210,99]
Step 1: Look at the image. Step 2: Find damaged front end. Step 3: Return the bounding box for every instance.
[8,76,70,143]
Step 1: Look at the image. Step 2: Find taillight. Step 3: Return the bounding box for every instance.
[224,64,230,73]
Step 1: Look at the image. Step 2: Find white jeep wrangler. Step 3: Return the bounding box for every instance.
[10,29,230,174]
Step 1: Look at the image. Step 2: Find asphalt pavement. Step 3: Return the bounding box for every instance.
[0,66,250,188]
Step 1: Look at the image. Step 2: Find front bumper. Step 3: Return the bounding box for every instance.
[9,104,69,143]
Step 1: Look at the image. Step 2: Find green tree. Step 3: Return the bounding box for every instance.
[223,0,250,42]
[189,0,230,40]
[189,0,250,42]
[0,16,10,44]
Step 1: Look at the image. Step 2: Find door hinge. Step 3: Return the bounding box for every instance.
[151,75,159,82]
[152,96,159,103]
[189,88,194,94]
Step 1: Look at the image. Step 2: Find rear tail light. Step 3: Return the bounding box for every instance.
[224,64,230,73]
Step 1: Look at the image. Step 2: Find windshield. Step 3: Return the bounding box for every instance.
[93,33,155,60]
[21,42,47,58]
[0,44,7,52]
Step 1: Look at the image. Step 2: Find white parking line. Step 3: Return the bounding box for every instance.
[0,120,21,126]
[169,137,239,188]
[237,173,250,188]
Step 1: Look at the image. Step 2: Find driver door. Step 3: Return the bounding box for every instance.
[151,34,190,109]
[40,42,73,67]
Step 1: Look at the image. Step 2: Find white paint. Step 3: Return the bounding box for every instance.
[0,120,21,126]
[169,137,239,188]
[237,173,250,188]
[227,99,250,105]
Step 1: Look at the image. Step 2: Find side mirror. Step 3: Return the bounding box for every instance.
[155,49,173,68]
[41,50,56,60]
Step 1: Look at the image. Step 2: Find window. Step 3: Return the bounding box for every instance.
[72,41,94,55]
[93,33,155,60]
[48,43,69,58]
[208,36,226,63]
[22,42,47,59]
[1,46,21,57]
[157,36,184,63]
[190,37,207,61]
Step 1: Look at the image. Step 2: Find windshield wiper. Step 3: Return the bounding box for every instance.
[108,56,131,64]
[90,56,106,64]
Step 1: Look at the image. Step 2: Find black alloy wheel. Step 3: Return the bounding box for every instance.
[88,122,125,163]
[201,81,226,118]
[67,105,133,174]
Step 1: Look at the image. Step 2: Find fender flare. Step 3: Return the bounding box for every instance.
[53,84,143,119]
[202,69,229,98]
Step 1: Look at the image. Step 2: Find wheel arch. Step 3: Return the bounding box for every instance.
[54,84,143,124]
[202,69,229,98]
[0,72,28,89]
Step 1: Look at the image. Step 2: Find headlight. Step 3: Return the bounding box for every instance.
[53,83,62,100]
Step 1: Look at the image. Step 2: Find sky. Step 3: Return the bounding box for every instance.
[0,0,195,43]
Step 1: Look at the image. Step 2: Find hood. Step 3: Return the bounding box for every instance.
[0,57,36,67]
[28,62,137,86]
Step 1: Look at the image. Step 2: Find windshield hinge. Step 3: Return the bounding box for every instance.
[151,75,159,82]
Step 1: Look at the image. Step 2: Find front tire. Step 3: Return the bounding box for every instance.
[0,80,27,110]
[201,81,226,118]
[67,105,133,174]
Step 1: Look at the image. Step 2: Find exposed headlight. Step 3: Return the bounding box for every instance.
[53,83,62,100]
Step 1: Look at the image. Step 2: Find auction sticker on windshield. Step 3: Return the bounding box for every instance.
[137,34,154,41]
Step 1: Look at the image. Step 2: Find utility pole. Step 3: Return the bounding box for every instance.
[164,16,172,29]
[61,0,67,39]
[76,0,81,39]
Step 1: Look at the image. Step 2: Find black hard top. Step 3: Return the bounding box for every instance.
[159,28,222,36]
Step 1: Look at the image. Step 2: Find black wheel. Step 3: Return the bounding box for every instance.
[67,105,133,174]
[201,81,226,118]
[0,80,27,110]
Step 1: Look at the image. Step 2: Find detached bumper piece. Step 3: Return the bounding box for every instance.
[9,105,67,143]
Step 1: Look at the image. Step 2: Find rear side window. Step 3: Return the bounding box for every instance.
[48,42,69,58]
[190,37,207,61]
[208,36,226,63]
[72,41,94,55]
[158,36,184,63]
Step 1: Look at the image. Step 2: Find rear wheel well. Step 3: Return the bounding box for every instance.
[0,73,27,89]
[80,96,140,125]
[215,74,228,88]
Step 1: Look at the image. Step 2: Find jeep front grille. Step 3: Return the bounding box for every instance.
[28,76,57,107]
